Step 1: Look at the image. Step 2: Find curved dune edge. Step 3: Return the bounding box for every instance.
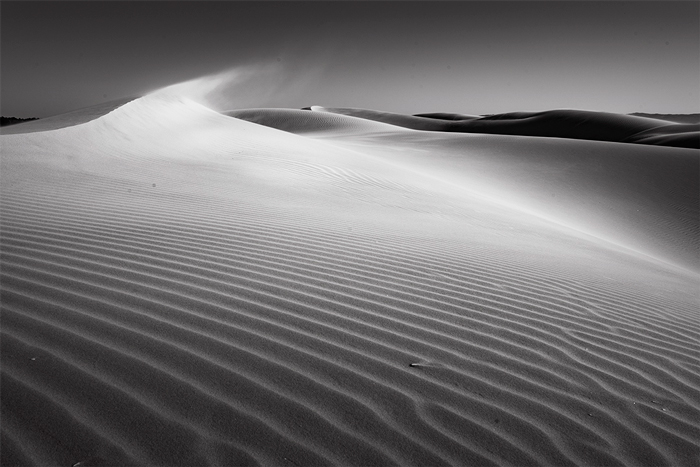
[0,97,137,134]
[630,131,700,149]
[630,113,700,125]
[2,92,699,466]
[225,108,407,136]
[312,106,700,149]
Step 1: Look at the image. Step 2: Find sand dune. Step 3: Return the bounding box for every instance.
[1,89,699,466]
[625,124,700,149]
[225,108,404,136]
[630,113,700,125]
[312,106,699,149]
[629,131,700,149]
[0,98,136,135]
[310,106,460,132]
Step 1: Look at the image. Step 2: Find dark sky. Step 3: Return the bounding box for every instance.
[2,1,698,117]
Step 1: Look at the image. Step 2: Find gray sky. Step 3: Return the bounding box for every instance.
[2,1,698,117]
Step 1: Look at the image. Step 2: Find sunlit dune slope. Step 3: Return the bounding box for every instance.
[306,109,699,273]
[313,106,699,149]
[1,88,699,467]
[0,98,136,135]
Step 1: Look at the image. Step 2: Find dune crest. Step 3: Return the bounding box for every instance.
[2,89,699,466]
[0,98,136,135]
[225,108,406,136]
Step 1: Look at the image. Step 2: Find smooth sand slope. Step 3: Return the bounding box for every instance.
[1,89,699,467]
[0,98,136,135]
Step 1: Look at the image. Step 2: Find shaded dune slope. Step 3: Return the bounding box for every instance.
[225,108,405,136]
[311,106,459,132]
[628,124,700,149]
[630,113,700,125]
[2,93,699,467]
[413,112,481,121]
[313,106,700,149]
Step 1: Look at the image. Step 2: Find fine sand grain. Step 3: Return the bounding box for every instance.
[1,90,699,467]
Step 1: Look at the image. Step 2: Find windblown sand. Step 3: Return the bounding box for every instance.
[1,90,699,467]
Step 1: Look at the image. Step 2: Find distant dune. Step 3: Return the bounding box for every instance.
[1,90,699,466]
[309,107,699,149]
[225,108,401,136]
[414,112,482,121]
[630,113,700,124]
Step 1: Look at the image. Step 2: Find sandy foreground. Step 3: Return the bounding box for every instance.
[1,87,699,467]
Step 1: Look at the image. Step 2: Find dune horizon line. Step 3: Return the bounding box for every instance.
[3,95,699,151]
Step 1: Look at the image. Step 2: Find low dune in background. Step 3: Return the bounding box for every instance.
[1,88,699,467]
[303,107,700,149]
[630,113,700,125]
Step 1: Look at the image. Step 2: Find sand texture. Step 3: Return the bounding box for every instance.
[1,91,699,467]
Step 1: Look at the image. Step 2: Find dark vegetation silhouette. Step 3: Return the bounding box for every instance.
[1,116,39,126]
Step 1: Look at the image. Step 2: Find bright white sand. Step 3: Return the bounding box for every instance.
[1,88,699,467]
